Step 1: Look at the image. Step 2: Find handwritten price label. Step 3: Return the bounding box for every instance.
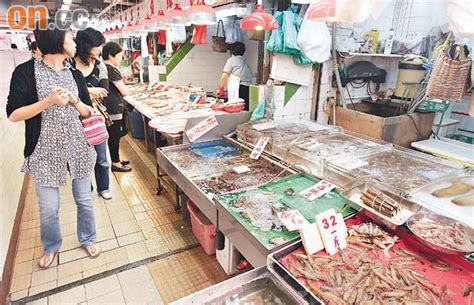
[277,210,309,231]
[300,180,336,201]
[315,209,347,256]
[185,115,218,143]
[250,137,270,160]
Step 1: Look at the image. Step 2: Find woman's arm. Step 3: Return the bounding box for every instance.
[9,97,51,122]
[219,72,229,89]
[114,80,129,97]
[68,93,91,118]
[9,88,69,122]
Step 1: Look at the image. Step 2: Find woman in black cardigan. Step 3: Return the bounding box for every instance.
[6,25,101,268]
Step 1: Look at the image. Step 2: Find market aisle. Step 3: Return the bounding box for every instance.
[9,135,228,304]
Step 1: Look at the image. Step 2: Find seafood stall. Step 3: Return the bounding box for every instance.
[234,120,336,154]
[324,145,462,195]
[272,130,386,177]
[216,173,356,267]
[268,216,474,305]
[410,169,474,227]
[156,139,294,225]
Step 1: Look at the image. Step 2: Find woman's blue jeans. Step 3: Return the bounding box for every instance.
[35,177,97,253]
[94,141,110,194]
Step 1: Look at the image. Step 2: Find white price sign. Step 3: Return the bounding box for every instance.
[277,210,309,231]
[315,209,348,256]
[300,180,336,201]
[250,137,270,160]
[185,115,218,143]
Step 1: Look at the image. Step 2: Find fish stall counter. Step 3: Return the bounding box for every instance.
[234,119,338,155]
[215,173,357,267]
[156,138,295,225]
[268,213,474,305]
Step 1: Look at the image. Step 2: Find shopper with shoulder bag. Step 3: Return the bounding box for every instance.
[102,42,132,172]
[72,28,114,200]
[6,23,102,269]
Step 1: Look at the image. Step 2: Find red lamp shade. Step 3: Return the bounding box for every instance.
[240,4,278,31]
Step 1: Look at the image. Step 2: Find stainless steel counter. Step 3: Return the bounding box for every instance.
[170,266,310,305]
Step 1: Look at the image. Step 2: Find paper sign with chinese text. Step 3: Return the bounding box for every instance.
[250,137,270,160]
[299,180,336,201]
[315,208,347,256]
[185,115,218,143]
[277,210,309,231]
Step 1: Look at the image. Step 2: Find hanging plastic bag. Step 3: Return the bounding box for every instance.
[281,6,300,55]
[297,10,331,63]
[250,97,266,121]
[192,25,207,44]
[267,11,284,53]
[225,18,242,44]
[168,26,186,43]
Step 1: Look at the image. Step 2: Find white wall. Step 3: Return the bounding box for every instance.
[0,51,30,281]
[166,19,259,91]
[166,26,229,90]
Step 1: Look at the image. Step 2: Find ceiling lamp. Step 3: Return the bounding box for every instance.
[165,4,187,26]
[186,0,217,25]
[149,10,166,30]
[307,0,336,21]
[240,3,278,31]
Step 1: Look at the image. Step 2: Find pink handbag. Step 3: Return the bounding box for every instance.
[81,114,109,146]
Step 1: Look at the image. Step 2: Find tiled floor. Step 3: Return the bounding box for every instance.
[9,136,229,304]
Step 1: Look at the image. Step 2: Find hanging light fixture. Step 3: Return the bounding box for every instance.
[240,2,278,31]
[306,0,337,21]
[148,10,166,31]
[165,4,187,26]
[186,0,216,25]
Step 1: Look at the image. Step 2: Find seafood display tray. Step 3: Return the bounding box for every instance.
[235,119,336,155]
[216,174,356,268]
[187,140,238,157]
[157,138,292,225]
[342,182,422,230]
[170,266,309,305]
[324,145,462,195]
[261,174,356,221]
[268,217,474,305]
[410,170,474,227]
[272,130,385,178]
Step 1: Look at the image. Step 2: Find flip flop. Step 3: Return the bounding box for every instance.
[38,252,58,269]
[83,244,102,258]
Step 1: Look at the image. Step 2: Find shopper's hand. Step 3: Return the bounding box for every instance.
[48,87,70,106]
[89,87,108,100]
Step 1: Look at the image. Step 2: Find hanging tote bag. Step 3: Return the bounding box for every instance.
[212,20,228,53]
[81,113,109,146]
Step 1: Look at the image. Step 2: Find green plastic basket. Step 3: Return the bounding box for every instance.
[417,100,450,113]
[448,134,474,144]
